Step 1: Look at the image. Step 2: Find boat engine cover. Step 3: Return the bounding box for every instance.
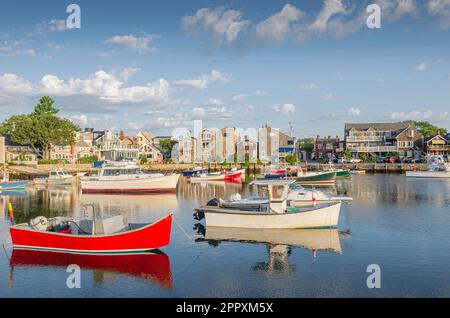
[30,216,49,231]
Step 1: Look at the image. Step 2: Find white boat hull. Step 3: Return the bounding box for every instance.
[406,171,450,178]
[200,202,341,229]
[80,174,180,193]
[34,176,75,186]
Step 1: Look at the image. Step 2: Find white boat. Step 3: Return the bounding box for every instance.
[195,179,341,229]
[220,184,352,209]
[189,170,243,183]
[80,161,180,193]
[406,155,450,178]
[34,168,75,186]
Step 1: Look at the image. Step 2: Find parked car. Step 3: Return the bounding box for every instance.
[387,156,399,163]
[377,156,387,163]
[400,157,412,163]
[337,157,348,163]
[349,158,362,163]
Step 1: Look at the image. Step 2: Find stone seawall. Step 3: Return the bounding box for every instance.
[6,162,430,180]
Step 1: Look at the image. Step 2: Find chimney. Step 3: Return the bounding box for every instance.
[119,130,125,140]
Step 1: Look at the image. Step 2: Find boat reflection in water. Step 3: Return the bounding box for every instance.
[9,249,173,289]
[195,224,343,274]
[77,193,178,220]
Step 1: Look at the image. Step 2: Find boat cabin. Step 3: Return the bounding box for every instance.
[250,179,295,214]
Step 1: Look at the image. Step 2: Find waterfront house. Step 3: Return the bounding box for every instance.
[314,135,345,161]
[221,127,239,163]
[74,141,93,160]
[236,135,258,163]
[344,122,422,159]
[425,134,450,157]
[138,143,163,163]
[1,134,37,164]
[94,130,139,161]
[278,131,296,163]
[50,143,72,162]
[258,125,280,164]
[197,128,223,163]
[135,130,156,146]
[173,135,197,164]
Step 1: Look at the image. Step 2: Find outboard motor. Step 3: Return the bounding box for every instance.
[206,198,221,207]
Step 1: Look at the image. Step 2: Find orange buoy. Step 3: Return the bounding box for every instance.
[8,202,14,224]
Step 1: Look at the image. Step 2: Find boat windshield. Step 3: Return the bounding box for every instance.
[289,183,305,190]
[102,168,142,176]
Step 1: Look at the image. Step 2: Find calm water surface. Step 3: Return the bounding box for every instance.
[1,174,450,297]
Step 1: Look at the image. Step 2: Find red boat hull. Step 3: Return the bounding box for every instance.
[10,249,173,289]
[10,214,172,254]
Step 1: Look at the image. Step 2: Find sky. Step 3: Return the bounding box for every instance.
[0,0,449,139]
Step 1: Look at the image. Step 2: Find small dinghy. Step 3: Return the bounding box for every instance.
[10,212,172,254]
[195,180,342,229]
[189,170,243,183]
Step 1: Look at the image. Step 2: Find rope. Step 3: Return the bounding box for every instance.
[172,216,194,242]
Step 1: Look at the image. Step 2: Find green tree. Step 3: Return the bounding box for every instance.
[284,154,298,164]
[0,96,79,159]
[299,140,314,153]
[344,150,352,158]
[158,139,177,154]
[139,155,148,165]
[413,121,447,138]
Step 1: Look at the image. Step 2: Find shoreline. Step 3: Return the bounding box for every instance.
[5,162,430,180]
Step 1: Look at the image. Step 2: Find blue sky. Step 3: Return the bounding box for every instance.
[0,0,449,138]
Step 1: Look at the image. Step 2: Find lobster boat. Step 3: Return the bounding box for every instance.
[195,180,341,229]
[10,213,172,254]
[189,170,243,183]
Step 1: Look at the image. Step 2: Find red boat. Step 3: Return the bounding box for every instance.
[10,249,173,289]
[10,213,172,254]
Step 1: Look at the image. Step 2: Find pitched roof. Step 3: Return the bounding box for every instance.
[138,130,155,142]
[345,122,416,137]
[1,134,25,147]
[75,141,90,148]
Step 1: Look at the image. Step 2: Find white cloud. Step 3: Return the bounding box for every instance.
[36,19,68,33]
[106,34,160,53]
[118,67,141,81]
[174,69,231,89]
[309,0,347,33]
[182,7,250,43]
[322,92,335,101]
[48,43,64,50]
[70,114,88,125]
[272,103,296,115]
[390,110,433,120]
[298,83,318,90]
[0,47,36,57]
[415,61,427,72]
[255,90,266,96]
[38,70,170,105]
[0,73,34,94]
[427,0,450,27]
[347,107,361,117]
[253,4,304,43]
[232,94,248,102]
[206,97,223,105]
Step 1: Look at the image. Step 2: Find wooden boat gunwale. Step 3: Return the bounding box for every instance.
[11,213,172,239]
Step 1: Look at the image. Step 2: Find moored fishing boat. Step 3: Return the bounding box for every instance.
[195,180,341,229]
[80,161,180,193]
[189,170,243,183]
[295,171,337,186]
[10,213,173,254]
[335,169,351,178]
[33,168,75,186]
[183,166,208,177]
[406,155,450,178]
[0,180,29,190]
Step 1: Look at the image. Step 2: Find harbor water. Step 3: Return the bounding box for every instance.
[1,174,450,297]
